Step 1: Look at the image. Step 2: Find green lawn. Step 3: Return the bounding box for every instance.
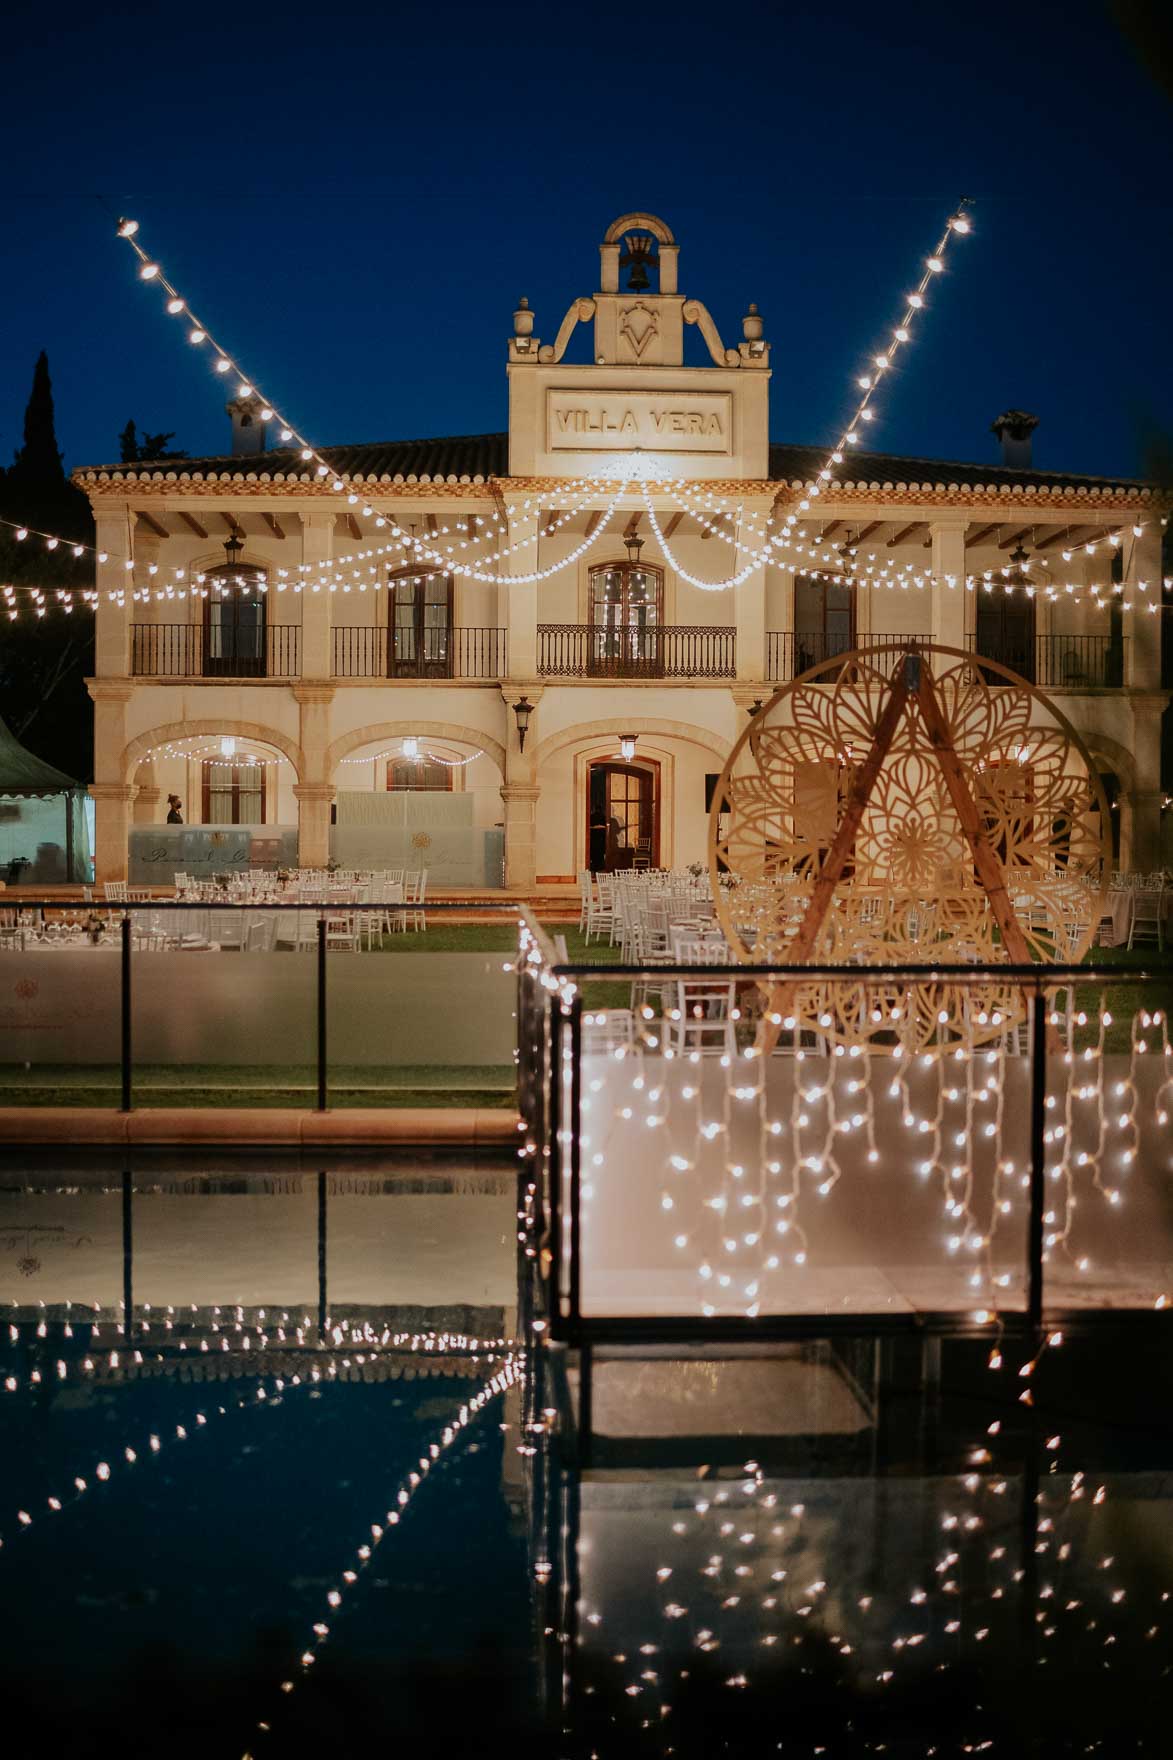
[0,1063,517,1110]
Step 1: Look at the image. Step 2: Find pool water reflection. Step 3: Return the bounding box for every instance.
[2,1154,1172,1757]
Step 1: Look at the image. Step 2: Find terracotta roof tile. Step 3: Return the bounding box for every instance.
[75,431,1151,496]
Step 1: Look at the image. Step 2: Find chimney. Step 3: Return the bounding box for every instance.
[990,409,1039,470]
[226,394,268,458]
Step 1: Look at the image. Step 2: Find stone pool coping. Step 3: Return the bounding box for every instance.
[0,1107,521,1147]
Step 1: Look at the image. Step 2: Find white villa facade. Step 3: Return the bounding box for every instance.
[77,212,1168,887]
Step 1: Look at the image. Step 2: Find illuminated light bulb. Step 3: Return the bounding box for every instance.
[188,327,206,344]
[166,297,185,314]
[950,215,970,233]
[237,383,253,398]
[139,262,160,279]
[15,528,27,541]
[215,358,232,374]
[907,292,925,307]
[926,256,944,272]
[117,217,139,237]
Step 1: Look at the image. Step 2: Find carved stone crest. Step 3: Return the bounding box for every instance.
[619,302,658,360]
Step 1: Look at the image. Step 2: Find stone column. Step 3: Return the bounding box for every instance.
[1125,698,1165,870]
[300,510,335,679]
[133,760,160,823]
[733,501,771,680]
[1124,526,1163,689]
[93,507,134,678]
[500,684,541,889]
[734,560,766,680]
[87,678,134,882]
[293,784,335,869]
[502,508,539,679]
[293,681,335,868]
[930,518,968,653]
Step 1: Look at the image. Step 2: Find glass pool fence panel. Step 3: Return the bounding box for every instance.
[0,903,122,1105]
[128,905,318,1108]
[0,901,522,1111]
[521,960,1173,1336]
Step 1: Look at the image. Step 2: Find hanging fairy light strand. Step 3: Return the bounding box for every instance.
[115,218,630,585]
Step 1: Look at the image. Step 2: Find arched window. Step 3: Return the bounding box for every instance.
[588,542,664,675]
[202,536,267,677]
[387,758,452,791]
[388,570,454,678]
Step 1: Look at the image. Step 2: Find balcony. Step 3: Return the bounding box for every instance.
[966,633,1125,688]
[767,631,931,682]
[332,627,506,679]
[130,624,301,678]
[538,624,736,679]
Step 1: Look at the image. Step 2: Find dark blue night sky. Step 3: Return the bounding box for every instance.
[1,0,1169,482]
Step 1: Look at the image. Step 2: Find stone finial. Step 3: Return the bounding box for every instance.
[513,297,534,338]
[742,302,763,343]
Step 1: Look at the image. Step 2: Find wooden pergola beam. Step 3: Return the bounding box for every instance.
[966,523,1001,548]
[584,510,604,541]
[623,511,643,540]
[178,512,208,540]
[662,512,684,541]
[345,514,362,541]
[136,511,170,539]
[855,521,883,543]
[262,512,285,541]
[886,522,921,547]
[998,527,1031,551]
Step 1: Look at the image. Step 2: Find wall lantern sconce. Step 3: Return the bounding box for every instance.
[618,733,639,762]
[401,736,420,760]
[747,699,763,718]
[513,696,535,752]
[623,532,645,567]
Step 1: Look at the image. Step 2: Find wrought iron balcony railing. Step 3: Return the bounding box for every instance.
[130,624,301,678]
[966,633,1126,688]
[538,624,736,678]
[331,626,507,679]
[766,631,931,682]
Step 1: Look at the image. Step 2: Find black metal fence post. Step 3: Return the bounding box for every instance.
[316,916,328,1111]
[317,1169,328,1340]
[568,993,584,1331]
[120,914,132,1112]
[1027,981,1048,1332]
[121,1167,133,1337]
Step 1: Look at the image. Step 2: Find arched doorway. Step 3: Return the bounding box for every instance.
[587,758,660,872]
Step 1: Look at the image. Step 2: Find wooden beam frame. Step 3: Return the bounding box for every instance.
[998,527,1031,551]
[755,654,913,1056]
[178,512,208,540]
[752,649,1039,1059]
[965,523,1001,548]
[135,511,170,540]
[661,512,684,541]
[262,512,285,541]
[886,522,921,547]
[584,510,604,541]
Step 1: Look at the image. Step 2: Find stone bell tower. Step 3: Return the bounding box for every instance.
[506,212,771,480]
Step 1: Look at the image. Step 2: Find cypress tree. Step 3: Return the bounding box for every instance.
[10,350,64,487]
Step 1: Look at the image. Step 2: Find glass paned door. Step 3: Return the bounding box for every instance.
[975,592,1036,682]
[794,574,855,674]
[390,573,453,677]
[201,762,266,824]
[588,762,657,870]
[204,583,266,677]
[589,564,663,674]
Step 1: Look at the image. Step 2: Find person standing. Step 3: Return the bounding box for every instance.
[166,794,184,824]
